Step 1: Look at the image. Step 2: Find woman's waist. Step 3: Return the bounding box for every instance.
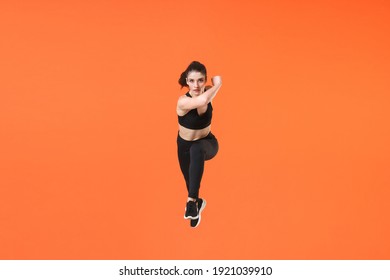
[178,125,212,141]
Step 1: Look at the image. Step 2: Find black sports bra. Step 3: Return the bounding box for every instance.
[178,92,213,129]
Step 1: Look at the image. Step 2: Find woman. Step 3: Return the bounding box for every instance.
[176,61,222,228]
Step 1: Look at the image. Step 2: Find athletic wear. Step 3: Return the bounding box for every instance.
[177,91,218,227]
[178,92,213,129]
[177,132,218,199]
[190,198,206,228]
[184,201,198,219]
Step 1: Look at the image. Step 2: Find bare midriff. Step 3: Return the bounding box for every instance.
[178,124,211,141]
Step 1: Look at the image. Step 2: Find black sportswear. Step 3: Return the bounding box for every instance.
[177,132,218,199]
[178,92,213,129]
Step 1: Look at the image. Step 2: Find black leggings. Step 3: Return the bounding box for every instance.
[177,132,219,199]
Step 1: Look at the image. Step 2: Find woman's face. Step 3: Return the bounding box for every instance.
[186,71,206,96]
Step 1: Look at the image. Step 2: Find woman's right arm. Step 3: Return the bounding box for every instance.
[177,76,222,111]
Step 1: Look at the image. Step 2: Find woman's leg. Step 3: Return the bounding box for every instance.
[177,136,191,193]
[188,135,219,199]
[178,136,200,219]
[178,133,219,220]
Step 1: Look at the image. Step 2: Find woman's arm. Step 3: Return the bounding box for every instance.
[177,76,222,111]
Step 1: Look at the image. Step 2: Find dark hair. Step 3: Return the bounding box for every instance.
[178,61,207,88]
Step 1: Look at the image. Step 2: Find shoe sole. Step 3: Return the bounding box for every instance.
[184,215,198,220]
[191,199,206,228]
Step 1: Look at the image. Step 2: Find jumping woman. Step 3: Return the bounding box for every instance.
[176,61,222,228]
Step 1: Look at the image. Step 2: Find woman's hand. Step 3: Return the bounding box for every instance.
[211,76,222,86]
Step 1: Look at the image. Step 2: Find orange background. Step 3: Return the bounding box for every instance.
[1,0,389,259]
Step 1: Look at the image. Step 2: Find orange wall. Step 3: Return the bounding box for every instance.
[1,0,389,259]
